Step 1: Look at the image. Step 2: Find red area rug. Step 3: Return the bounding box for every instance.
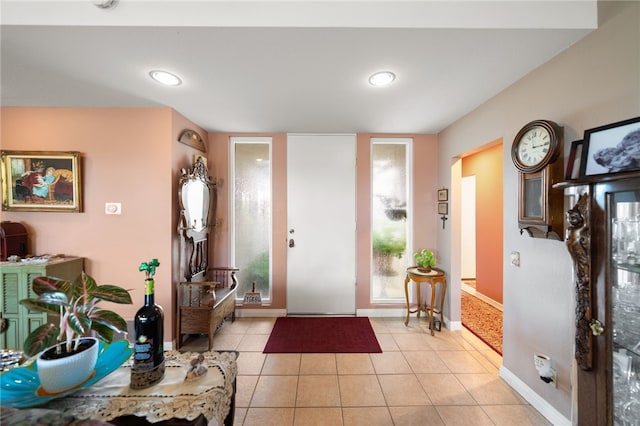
[461,291,503,355]
[263,317,382,353]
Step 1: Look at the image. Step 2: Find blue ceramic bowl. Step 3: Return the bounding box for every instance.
[0,339,133,408]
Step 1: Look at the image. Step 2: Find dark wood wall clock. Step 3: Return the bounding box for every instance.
[511,119,565,240]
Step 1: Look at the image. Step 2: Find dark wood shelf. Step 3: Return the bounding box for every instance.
[554,170,640,189]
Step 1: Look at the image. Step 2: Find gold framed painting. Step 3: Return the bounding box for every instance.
[1,150,82,212]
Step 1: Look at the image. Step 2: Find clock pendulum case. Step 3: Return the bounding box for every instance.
[511,119,565,240]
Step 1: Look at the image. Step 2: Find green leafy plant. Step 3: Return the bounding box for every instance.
[373,228,406,259]
[414,249,436,269]
[19,272,133,357]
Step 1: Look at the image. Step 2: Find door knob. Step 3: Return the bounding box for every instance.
[589,319,604,336]
[289,239,295,248]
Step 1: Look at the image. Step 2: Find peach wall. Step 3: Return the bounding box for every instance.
[461,142,504,303]
[1,107,207,345]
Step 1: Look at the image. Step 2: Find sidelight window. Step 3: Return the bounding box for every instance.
[230,137,272,301]
[371,138,412,302]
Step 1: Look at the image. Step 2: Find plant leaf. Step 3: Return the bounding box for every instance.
[92,309,128,334]
[32,276,68,295]
[37,291,69,306]
[67,311,91,336]
[91,321,115,343]
[19,299,63,316]
[23,323,59,357]
[90,285,133,305]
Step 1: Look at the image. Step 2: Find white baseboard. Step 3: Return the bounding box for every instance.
[357,308,406,317]
[447,320,462,331]
[499,366,571,426]
[236,308,287,318]
[462,285,503,311]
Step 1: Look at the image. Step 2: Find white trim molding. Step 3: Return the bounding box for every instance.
[500,366,570,426]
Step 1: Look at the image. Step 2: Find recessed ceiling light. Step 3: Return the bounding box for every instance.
[149,70,182,86]
[368,71,396,87]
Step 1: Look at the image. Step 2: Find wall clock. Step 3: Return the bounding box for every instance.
[511,120,564,240]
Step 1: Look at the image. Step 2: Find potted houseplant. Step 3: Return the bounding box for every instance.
[414,248,436,272]
[19,272,132,393]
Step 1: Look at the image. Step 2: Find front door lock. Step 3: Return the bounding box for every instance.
[289,239,295,248]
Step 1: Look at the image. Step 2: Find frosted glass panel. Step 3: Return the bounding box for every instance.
[234,143,271,299]
[372,142,409,301]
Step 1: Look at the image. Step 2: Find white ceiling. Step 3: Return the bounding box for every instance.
[0,1,597,134]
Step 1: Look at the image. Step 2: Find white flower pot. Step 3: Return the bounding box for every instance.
[37,337,99,394]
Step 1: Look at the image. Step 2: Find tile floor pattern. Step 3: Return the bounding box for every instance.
[181,317,551,426]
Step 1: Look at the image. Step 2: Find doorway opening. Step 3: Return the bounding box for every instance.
[459,142,504,355]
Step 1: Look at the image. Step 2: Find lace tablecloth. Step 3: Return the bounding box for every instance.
[44,350,238,425]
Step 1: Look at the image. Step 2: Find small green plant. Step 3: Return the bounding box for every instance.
[19,272,133,357]
[372,228,406,259]
[414,249,436,269]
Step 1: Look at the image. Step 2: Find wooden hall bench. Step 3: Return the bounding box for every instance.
[177,267,238,350]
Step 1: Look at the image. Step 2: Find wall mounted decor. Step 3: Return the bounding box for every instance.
[437,188,448,201]
[1,151,82,212]
[579,116,640,177]
[511,119,564,240]
[178,129,206,152]
[565,140,583,180]
[438,202,448,215]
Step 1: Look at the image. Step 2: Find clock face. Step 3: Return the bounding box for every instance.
[511,120,561,173]
[516,126,551,167]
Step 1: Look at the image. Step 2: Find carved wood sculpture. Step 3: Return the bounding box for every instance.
[565,193,592,370]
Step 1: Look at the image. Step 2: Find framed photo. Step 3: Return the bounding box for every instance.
[437,188,448,202]
[178,129,206,152]
[579,116,640,177]
[565,140,583,180]
[1,151,82,212]
[438,202,448,215]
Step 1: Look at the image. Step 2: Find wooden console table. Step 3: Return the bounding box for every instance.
[404,267,447,335]
[44,350,238,426]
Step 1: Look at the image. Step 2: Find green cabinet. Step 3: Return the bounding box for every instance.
[0,257,83,350]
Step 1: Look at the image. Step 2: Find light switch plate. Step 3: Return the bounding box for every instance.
[105,202,121,215]
[510,251,520,267]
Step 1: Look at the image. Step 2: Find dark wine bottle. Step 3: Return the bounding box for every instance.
[131,277,165,388]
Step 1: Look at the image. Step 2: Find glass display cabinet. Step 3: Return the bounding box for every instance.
[564,173,640,425]
[597,178,640,425]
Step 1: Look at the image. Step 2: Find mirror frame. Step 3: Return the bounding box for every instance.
[178,157,216,281]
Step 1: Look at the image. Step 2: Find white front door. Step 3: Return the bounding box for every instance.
[287,134,356,315]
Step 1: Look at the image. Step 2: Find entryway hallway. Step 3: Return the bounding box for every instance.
[181,317,550,425]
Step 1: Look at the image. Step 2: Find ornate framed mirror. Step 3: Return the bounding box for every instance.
[178,157,216,281]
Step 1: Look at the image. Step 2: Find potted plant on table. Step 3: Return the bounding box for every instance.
[19,272,132,393]
[414,249,436,273]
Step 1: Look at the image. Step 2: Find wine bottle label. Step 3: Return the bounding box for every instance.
[133,335,155,370]
[146,279,154,295]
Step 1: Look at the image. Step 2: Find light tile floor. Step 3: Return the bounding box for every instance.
[181,317,551,426]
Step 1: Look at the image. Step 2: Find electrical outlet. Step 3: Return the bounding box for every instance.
[510,251,520,267]
[105,202,121,215]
